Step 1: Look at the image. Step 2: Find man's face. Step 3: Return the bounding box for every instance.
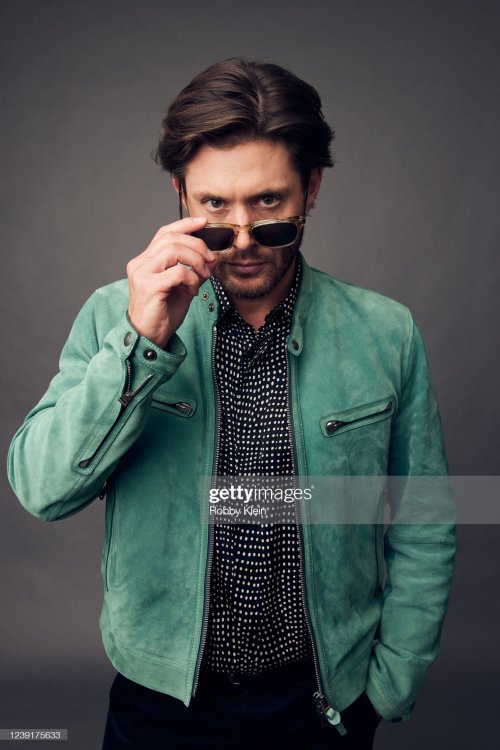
[180,140,319,300]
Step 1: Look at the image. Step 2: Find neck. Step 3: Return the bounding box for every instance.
[230,258,297,330]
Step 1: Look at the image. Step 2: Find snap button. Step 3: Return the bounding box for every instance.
[291,339,299,350]
[143,348,157,361]
[201,292,209,301]
[124,331,133,346]
[208,303,215,312]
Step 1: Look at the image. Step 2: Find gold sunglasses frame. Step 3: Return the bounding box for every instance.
[178,178,308,252]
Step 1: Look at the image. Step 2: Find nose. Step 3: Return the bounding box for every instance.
[232,224,255,251]
[229,206,257,251]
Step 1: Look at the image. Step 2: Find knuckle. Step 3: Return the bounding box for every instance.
[155,224,171,237]
[194,237,208,253]
[160,232,179,250]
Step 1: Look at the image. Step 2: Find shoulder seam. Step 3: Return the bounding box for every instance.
[401,311,416,388]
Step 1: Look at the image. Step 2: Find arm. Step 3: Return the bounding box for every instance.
[7,288,186,521]
[365,313,457,722]
[8,217,216,522]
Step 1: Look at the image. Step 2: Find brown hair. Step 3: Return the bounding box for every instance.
[154,57,334,189]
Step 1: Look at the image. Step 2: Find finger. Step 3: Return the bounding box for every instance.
[151,216,208,243]
[143,231,215,263]
[135,243,215,278]
[151,263,203,297]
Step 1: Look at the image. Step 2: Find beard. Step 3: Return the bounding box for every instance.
[211,234,302,300]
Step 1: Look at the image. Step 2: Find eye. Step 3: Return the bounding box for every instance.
[257,194,281,208]
[202,198,225,211]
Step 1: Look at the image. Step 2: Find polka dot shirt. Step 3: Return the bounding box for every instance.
[200,260,313,675]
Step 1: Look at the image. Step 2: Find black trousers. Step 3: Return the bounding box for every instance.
[102,660,381,749]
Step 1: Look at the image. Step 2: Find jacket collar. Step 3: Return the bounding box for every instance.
[288,252,313,356]
[196,251,314,356]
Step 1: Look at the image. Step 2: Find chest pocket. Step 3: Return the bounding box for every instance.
[151,393,196,418]
[320,397,395,437]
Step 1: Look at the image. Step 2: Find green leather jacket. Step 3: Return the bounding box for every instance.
[7,255,456,730]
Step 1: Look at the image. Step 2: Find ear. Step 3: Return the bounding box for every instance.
[306,167,323,211]
[172,175,181,194]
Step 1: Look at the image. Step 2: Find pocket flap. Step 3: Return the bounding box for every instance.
[151,392,196,418]
[320,397,394,437]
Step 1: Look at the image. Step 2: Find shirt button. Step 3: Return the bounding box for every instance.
[208,303,215,312]
[143,348,157,361]
[201,292,209,301]
[123,331,133,346]
[291,340,299,350]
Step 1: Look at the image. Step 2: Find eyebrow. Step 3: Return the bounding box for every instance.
[190,187,292,202]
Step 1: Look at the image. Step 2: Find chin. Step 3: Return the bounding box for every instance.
[214,267,279,300]
[214,246,299,299]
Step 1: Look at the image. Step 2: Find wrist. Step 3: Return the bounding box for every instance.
[126,311,171,350]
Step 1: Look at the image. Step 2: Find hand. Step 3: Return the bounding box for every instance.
[127,217,218,348]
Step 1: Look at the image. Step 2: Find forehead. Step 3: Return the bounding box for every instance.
[184,139,300,195]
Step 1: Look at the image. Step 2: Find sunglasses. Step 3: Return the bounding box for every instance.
[178,180,307,252]
[189,217,305,252]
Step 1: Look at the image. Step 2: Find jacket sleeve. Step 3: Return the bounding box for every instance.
[365,313,457,722]
[7,288,187,522]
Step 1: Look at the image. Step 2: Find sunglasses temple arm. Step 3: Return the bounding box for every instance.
[303,173,311,217]
[178,177,184,220]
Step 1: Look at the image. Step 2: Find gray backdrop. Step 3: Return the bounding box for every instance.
[1,0,499,748]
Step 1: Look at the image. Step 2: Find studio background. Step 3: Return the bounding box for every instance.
[1,1,499,748]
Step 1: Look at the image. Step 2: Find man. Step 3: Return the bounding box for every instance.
[8,58,456,749]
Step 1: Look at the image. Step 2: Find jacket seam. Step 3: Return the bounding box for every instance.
[369,671,408,718]
[74,387,124,463]
[289,350,333,694]
[115,637,185,670]
[302,529,332,685]
[46,474,94,521]
[184,316,216,702]
[333,638,373,682]
[400,311,416,392]
[386,534,455,544]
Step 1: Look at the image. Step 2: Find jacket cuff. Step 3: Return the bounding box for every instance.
[365,668,411,723]
[122,314,187,380]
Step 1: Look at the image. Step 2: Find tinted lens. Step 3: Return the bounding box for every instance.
[191,227,234,251]
[252,221,298,247]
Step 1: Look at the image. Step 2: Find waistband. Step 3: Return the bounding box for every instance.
[199,658,315,690]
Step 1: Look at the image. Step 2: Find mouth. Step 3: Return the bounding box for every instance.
[226,260,268,274]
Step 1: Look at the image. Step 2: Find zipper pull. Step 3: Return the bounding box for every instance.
[313,691,347,735]
[326,419,344,433]
[118,373,155,407]
[118,391,133,407]
[175,401,194,416]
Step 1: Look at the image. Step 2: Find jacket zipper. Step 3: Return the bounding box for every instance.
[78,358,154,469]
[118,359,155,407]
[325,400,393,435]
[192,322,219,697]
[287,350,347,736]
